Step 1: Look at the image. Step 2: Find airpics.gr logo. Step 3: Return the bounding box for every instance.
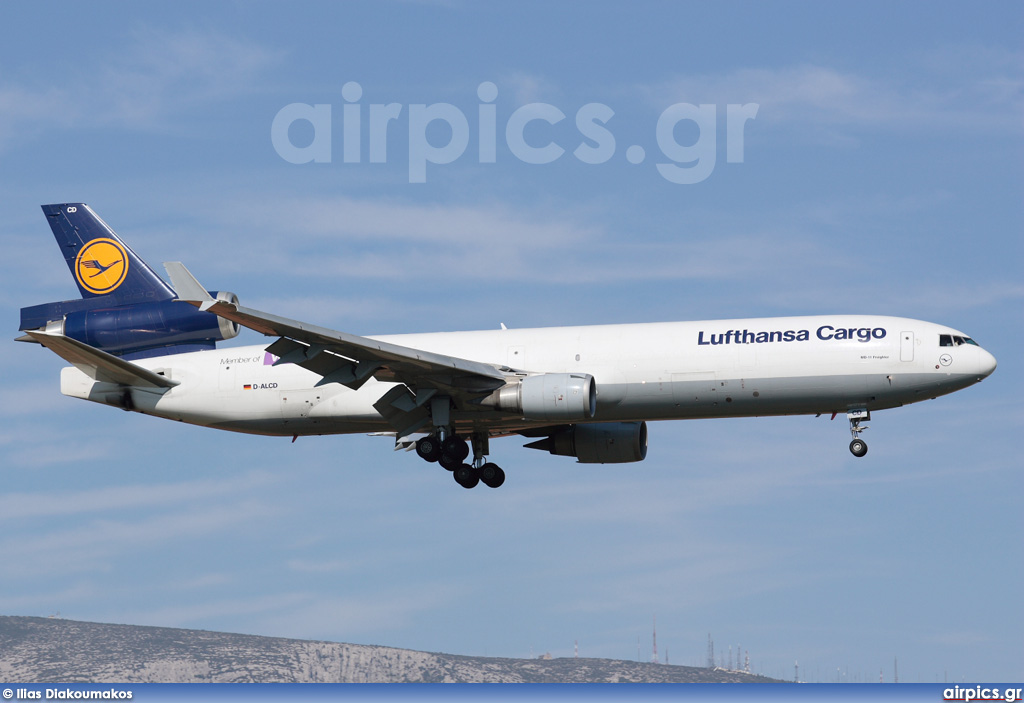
[74,238,128,295]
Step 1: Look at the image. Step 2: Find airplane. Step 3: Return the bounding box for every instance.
[18,203,998,489]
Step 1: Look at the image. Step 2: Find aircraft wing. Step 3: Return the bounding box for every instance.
[164,262,509,434]
[23,330,179,389]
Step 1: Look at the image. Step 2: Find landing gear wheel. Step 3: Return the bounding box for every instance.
[439,453,461,471]
[453,463,480,489]
[479,463,505,488]
[846,409,870,458]
[442,436,470,461]
[439,435,469,470]
[415,436,442,463]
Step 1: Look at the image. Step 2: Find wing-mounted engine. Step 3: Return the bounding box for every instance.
[524,421,648,463]
[483,373,597,422]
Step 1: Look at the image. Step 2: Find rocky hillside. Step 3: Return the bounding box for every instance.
[0,616,779,683]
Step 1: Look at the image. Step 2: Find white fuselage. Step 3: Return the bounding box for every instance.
[59,315,997,437]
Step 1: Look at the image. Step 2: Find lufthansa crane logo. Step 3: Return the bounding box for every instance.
[75,238,129,294]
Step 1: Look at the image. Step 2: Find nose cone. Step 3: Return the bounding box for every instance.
[978,348,998,378]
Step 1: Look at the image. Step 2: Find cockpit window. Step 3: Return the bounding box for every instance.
[940,334,980,347]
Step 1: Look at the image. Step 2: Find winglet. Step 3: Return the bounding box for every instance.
[164,262,215,308]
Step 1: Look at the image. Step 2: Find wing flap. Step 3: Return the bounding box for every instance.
[372,385,433,437]
[24,330,179,389]
[164,262,508,399]
[265,337,379,390]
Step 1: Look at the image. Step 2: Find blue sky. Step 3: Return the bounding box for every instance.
[1,1,1021,683]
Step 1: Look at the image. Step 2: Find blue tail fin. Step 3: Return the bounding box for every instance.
[42,203,176,303]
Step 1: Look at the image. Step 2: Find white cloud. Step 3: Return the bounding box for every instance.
[185,193,843,287]
[651,53,1024,134]
[0,86,72,145]
[0,28,281,149]
[0,499,278,578]
[94,27,282,127]
[286,558,359,574]
[924,630,992,647]
[0,583,103,614]
[763,278,1024,319]
[115,582,457,641]
[897,281,1024,314]
[0,382,74,418]
[250,584,458,641]
[0,470,278,521]
[117,592,312,631]
[503,72,561,105]
[212,195,594,248]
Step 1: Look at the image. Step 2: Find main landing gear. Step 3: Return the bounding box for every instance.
[847,409,869,457]
[415,432,505,489]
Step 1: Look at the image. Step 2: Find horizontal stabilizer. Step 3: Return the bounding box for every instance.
[24,330,179,389]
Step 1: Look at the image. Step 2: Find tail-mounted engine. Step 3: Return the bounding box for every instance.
[20,292,240,359]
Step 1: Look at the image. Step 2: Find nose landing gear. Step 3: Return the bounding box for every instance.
[847,409,869,457]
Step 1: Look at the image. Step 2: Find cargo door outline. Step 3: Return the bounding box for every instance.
[672,371,717,406]
[900,331,914,362]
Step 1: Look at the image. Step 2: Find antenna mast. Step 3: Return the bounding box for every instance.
[651,615,658,663]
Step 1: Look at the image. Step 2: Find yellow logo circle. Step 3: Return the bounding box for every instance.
[75,238,129,295]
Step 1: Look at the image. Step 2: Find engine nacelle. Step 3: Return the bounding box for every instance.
[525,421,648,463]
[489,373,596,422]
[60,292,240,357]
[211,291,242,339]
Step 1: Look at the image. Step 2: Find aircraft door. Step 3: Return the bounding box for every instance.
[900,331,914,362]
